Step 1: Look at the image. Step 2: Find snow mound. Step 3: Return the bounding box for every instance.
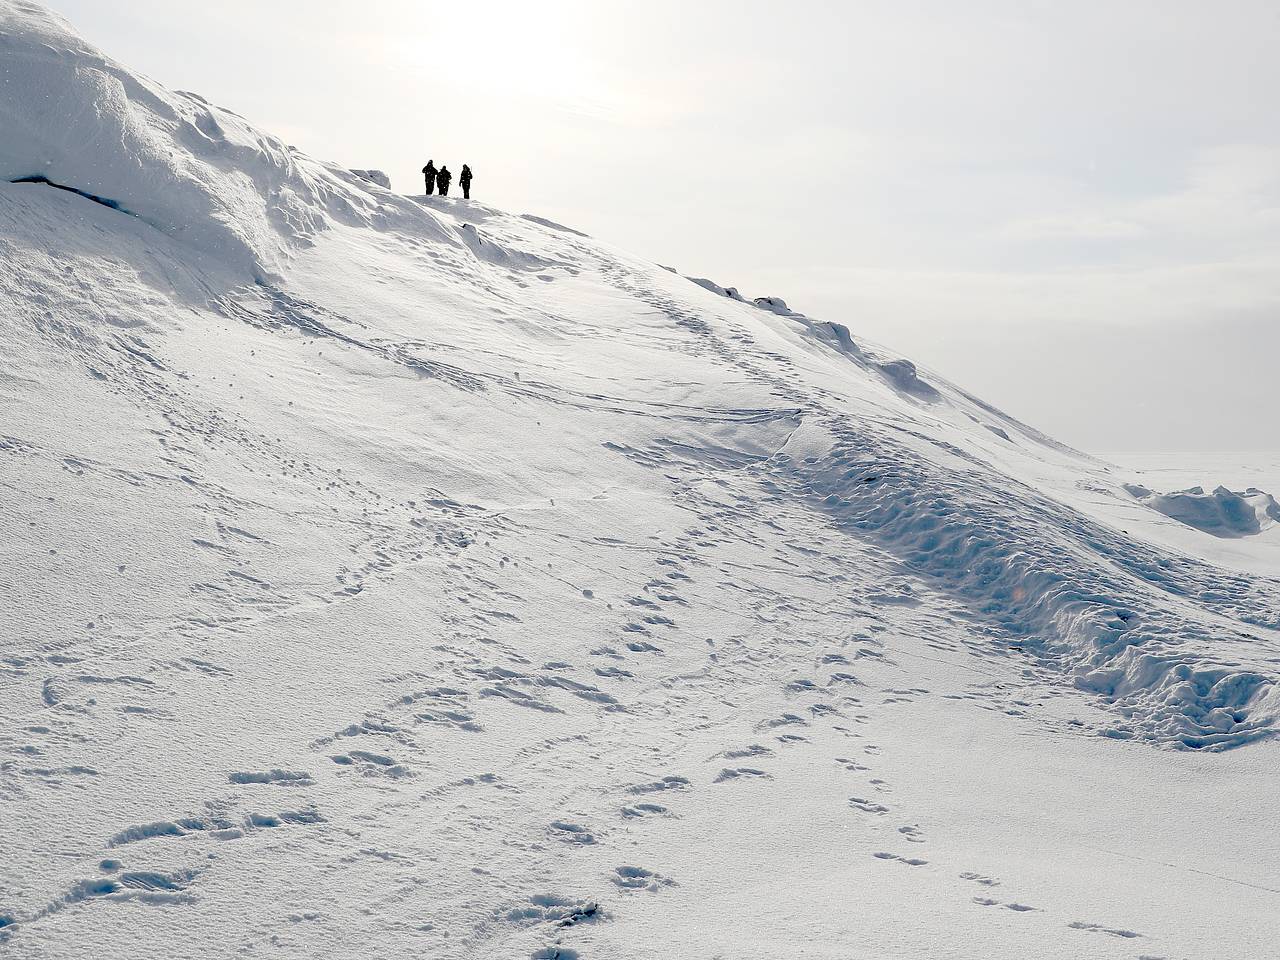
[1127,484,1280,538]
[689,276,748,301]
[752,295,790,313]
[0,0,415,280]
[872,357,942,403]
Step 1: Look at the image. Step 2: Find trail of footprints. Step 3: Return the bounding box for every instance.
[16,432,1154,960]
[519,630,857,958]
[835,737,1150,947]
[528,249,1167,958]
[339,481,1151,956]
[2,787,326,930]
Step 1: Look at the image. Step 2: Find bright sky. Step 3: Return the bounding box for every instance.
[49,0,1280,453]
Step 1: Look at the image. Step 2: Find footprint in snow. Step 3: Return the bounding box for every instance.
[626,775,690,795]
[620,801,671,820]
[331,751,412,778]
[504,894,600,929]
[1067,920,1142,939]
[718,744,772,760]
[849,797,889,814]
[968,895,1033,913]
[548,821,595,845]
[611,866,675,892]
[228,769,313,786]
[873,852,928,866]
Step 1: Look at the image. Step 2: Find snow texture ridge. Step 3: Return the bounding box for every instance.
[1127,483,1280,539]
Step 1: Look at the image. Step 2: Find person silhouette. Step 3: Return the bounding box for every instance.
[421,160,437,195]
[437,165,452,197]
[460,164,473,200]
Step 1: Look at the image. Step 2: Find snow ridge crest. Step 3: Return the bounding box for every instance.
[0,0,404,281]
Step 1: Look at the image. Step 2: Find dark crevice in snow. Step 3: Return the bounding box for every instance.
[9,175,134,215]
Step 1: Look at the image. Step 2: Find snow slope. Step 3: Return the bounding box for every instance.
[2,4,1279,958]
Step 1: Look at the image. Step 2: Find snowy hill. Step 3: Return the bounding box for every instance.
[3,4,1279,958]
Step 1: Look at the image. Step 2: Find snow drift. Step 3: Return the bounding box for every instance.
[1127,483,1280,538]
[0,2,439,281]
[3,3,1280,958]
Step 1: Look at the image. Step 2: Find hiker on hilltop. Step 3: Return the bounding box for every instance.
[421,160,437,195]
[437,165,453,197]
[460,164,473,200]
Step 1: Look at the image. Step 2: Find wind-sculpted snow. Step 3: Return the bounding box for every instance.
[0,1,448,281]
[4,4,1280,957]
[594,263,1280,749]
[770,429,1280,749]
[1127,483,1280,539]
[607,266,1280,750]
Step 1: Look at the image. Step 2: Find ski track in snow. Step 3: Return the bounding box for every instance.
[2,3,1279,958]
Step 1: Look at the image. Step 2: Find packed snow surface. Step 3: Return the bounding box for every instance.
[2,3,1279,958]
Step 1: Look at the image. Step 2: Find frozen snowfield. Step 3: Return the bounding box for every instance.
[2,3,1279,957]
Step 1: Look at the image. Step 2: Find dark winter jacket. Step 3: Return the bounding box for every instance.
[460,165,472,185]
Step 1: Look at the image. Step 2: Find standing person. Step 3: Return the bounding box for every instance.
[421,160,437,195]
[437,165,452,197]
[460,163,473,200]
